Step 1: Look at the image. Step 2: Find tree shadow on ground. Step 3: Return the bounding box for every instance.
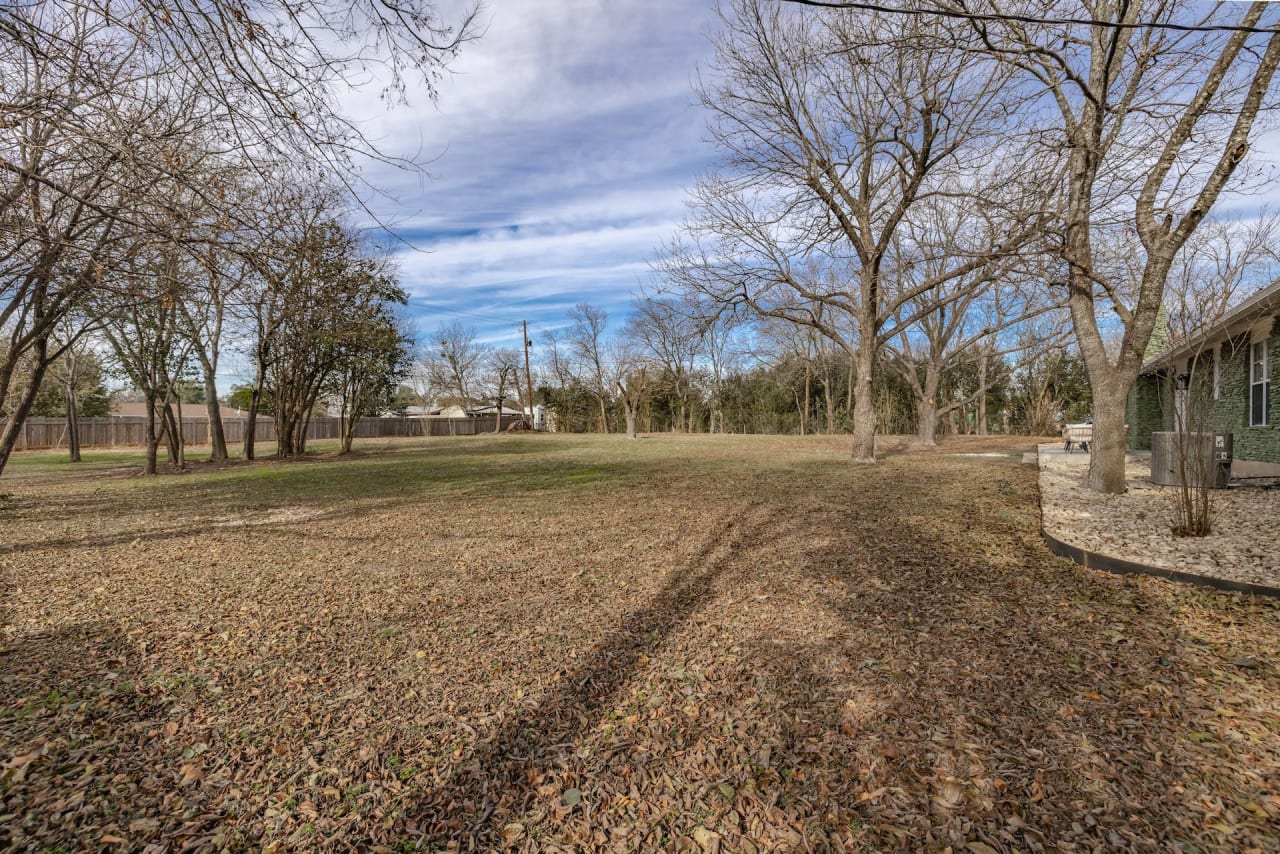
[391,455,1279,852]
[4,445,1276,852]
[739,459,1280,852]
[394,500,792,846]
[0,620,203,849]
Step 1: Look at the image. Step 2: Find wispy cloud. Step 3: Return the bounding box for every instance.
[339,0,718,346]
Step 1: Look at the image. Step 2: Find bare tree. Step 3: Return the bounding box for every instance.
[1008,312,1089,436]
[98,243,195,475]
[0,6,188,475]
[42,314,105,463]
[404,356,442,412]
[567,304,613,433]
[540,328,576,395]
[752,315,825,435]
[537,328,593,432]
[233,182,336,460]
[0,0,476,476]
[175,210,253,462]
[956,0,1280,491]
[688,306,745,434]
[883,211,1054,445]
[661,0,1042,460]
[627,297,700,433]
[429,322,484,408]
[617,365,650,440]
[1,0,478,184]
[483,347,522,433]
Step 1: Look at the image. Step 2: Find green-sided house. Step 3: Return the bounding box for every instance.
[1127,281,1280,479]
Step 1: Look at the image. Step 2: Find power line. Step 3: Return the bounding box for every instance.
[780,0,1280,36]
[405,297,515,324]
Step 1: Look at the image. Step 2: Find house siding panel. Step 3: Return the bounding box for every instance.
[1126,374,1165,451]
[1207,334,1251,435]
[1203,319,1278,464]
[1233,316,1280,462]
[1132,315,1280,465]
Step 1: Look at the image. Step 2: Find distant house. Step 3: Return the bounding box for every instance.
[1127,281,1280,478]
[525,404,551,431]
[466,404,524,417]
[426,403,523,419]
[111,401,236,420]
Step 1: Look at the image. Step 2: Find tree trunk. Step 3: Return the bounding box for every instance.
[294,401,311,456]
[244,364,266,461]
[1085,380,1130,493]
[277,400,308,459]
[850,342,876,461]
[204,370,227,461]
[341,399,356,453]
[801,355,811,436]
[64,384,81,463]
[162,401,183,468]
[275,409,292,459]
[823,374,835,434]
[0,339,52,478]
[975,348,990,436]
[915,362,941,446]
[916,401,938,446]
[624,405,638,439]
[598,394,610,434]
[1029,381,1054,437]
[144,395,159,476]
[245,397,259,460]
[846,356,856,426]
[176,399,187,467]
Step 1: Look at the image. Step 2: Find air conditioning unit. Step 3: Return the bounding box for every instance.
[1150,432,1232,488]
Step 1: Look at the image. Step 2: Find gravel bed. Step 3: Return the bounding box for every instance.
[1038,444,1280,590]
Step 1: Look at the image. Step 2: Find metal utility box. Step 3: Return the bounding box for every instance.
[1150,432,1232,488]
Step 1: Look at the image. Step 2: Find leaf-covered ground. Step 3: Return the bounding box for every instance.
[1,434,1278,853]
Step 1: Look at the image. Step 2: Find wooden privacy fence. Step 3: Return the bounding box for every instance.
[12,415,525,451]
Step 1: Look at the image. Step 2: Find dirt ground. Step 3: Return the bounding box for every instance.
[1,433,1278,852]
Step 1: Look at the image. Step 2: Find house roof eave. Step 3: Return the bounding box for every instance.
[1140,279,1280,374]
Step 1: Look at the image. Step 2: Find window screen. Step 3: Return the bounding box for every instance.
[1251,339,1270,427]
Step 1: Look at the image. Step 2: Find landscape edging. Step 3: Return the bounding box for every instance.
[1035,450,1280,599]
[1039,528,1280,598]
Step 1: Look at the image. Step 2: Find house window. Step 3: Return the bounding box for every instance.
[1251,338,1270,427]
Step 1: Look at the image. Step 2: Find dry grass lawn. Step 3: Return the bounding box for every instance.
[1,433,1278,852]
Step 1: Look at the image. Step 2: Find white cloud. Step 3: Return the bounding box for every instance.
[326,0,718,341]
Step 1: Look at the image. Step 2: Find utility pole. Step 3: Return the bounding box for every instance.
[522,320,536,429]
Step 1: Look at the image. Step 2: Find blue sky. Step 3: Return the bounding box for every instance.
[347,0,722,352]
[339,0,1280,360]
[199,0,1280,390]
